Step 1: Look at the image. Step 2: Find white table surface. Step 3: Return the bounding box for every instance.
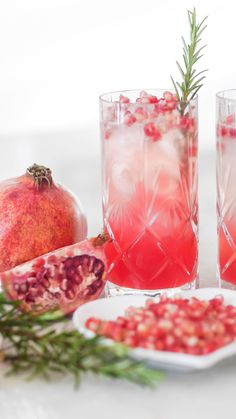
[0,133,232,419]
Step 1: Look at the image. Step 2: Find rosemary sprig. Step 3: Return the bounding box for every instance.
[0,294,162,387]
[171,7,208,114]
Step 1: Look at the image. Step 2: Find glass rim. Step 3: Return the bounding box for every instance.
[99,88,198,105]
[216,89,236,101]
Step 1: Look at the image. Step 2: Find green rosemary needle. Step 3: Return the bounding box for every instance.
[171,7,208,114]
[0,294,163,387]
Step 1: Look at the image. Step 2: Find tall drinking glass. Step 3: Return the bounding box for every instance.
[217,90,236,288]
[100,89,198,296]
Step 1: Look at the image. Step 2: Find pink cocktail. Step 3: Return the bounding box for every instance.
[217,90,236,287]
[100,90,198,295]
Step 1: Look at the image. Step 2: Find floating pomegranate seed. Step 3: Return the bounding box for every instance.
[134,107,148,122]
[119,94,130,104]
[105,106,115,122]
[144,123,161,141]
[217,124,228,138]
[148,96,158,104]
[189,144,197,158]
[86,295,236,356]
[105,129,111,140]
[123,111,136,126]
[163,91,174,102]
[140,90,149,98]
[136,91,158,104]
[179,116,189,130]
[229,128,236,139]
[226,114,235,125]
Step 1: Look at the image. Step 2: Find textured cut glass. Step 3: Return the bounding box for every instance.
[217,90,236,288]
[100,89,198,295]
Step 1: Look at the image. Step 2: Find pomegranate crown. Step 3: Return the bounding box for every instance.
[27,164,53,188]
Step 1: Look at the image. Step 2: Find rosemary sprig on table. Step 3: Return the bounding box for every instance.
[171,7,208,114]
[0,294,162,387]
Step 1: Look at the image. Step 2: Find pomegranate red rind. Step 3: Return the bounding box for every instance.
[0,164,87,272]
[86,295,236,355]
[1,236,107,315]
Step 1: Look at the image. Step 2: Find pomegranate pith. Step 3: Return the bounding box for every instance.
[0,164,87,272]
[1,234,108,314]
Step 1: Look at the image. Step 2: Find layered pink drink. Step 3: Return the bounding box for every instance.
[100,90,198,294]
[217,90,236,286]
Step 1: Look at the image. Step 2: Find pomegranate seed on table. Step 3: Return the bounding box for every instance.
[85,295,236,356]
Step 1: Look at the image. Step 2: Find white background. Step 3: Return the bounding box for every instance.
[0,0,235,142]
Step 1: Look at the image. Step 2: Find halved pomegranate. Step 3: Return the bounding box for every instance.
[0,234,108,314]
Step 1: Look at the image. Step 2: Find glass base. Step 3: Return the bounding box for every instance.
[218,277,236,290]
[105,279,197,298]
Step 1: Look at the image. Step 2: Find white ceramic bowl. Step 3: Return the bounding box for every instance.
[73,288,236,372]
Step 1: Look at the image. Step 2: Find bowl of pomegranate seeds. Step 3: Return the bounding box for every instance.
[73,288,236,371]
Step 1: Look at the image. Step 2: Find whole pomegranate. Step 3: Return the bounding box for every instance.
[1,234,108,314]
[0,164,87,272]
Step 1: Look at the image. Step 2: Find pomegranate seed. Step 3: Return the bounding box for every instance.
[226,114,235,124]
[105,129,111,140]
[134,107,148,122]
[173,327,184,338]
[85,317,101,332]
[140,90,149,98]
[123,111,136,126]
[140,341,156,350]
[155,340,164,351]
[126,319,137,331]
[123,335,138,347]
[163,91,174,102]
[105,106,115,122]
[111,325,125,342]
[99,321,115,337]
[133,314,144,323]
[86,294,236,355]
[116,316,128,327]
[158,319,173,332]
[189,144,197,157]
[144,123,161,141]
[137,322,151,338]
[136,91,158,104]
[220,125,228,137]
[184,336,199,347]
[119,94,130,104]
[148,95,158,104]
[179,116,189,130]
[34,258,45,268]
[163,334,176,348]
[229,128,236,139]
